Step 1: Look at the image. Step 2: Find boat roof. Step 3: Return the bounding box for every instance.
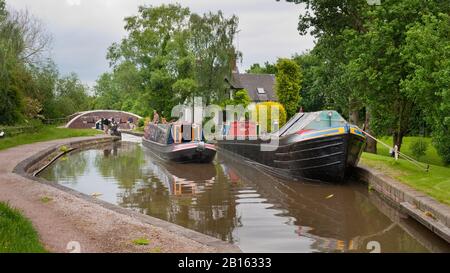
[278,110,347,137]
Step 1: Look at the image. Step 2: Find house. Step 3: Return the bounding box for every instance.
[225,72,278,103]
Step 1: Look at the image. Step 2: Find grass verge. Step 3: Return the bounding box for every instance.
[375,136,444,166]
[0,202,46,253]
[360,152,450,205]
[0,126,100,151]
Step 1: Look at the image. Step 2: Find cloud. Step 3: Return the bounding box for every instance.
[8,0,315,85]
[66,0,81,7]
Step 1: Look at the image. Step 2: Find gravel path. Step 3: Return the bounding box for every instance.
[0,136,238,253]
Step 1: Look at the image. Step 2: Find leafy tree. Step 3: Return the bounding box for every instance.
[100,4,240,119]
[246,62,277,74]
[280,0,450,154]
[54,73,90,117]
[275,58,302,118]
[401,13,450,164]
[292,52,326,112]
[189,11,239,104]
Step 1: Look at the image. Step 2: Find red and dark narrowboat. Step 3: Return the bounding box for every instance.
[217,111,366,182]
[143,123,216,163]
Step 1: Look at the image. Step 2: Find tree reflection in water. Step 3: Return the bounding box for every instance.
[39,142,449,252]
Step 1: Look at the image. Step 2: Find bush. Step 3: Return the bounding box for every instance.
[138,118,145,127]
[254,102,287,133]
[409,138,429,160]
[433,131,450,165]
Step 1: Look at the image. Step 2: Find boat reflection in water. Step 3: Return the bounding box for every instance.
[39,141,449,253]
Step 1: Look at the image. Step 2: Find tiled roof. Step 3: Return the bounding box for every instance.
[227,72,277,102]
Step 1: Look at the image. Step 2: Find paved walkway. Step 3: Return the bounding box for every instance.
[0,136,238,253]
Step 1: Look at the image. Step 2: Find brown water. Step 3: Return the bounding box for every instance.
[39,138,450,253]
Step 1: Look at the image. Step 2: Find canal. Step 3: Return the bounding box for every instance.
[39,135,450,253]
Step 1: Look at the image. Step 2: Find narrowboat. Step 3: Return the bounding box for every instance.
[217,111,366,182]
[143,123,216,163]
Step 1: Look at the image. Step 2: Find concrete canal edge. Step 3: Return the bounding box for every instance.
[354,166,450,244]
[11,135,240,253]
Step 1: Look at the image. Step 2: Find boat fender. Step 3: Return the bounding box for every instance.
[197,141,205,151]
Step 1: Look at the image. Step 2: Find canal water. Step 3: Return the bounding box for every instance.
[39,136,450,253]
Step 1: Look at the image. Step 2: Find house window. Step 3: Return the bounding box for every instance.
[257,88,265,94]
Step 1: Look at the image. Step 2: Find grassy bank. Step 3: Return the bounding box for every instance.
[0,126,100,151]
[0,202,46,253]
[375,136,444,166]
[360,153,450,205]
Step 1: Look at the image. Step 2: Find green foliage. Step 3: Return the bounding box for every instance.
[400,13,450,164]
[0,202,46,253]
[190,11,239,104]
[0,126,99,151]
[275,58,302,118]
[255,102,287,133]
[246,62,277,74]
[361,153,450,205]
[96,4,239,119]
[233,90,251,108]
[292,52,326,112]
[279,0,450,156]
[0,3,91,125]
[409,139,429,161]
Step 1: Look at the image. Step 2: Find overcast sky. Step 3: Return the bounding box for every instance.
[8,0,315,86]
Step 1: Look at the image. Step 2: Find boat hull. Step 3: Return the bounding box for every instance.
[217,129,365,182]
[143,138,216,163]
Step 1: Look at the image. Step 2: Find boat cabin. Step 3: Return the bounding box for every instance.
[144,123,204,145]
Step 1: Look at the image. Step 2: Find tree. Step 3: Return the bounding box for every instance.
[246,62,277,74]
[275,58,302,118]
[401,13,450,164]
[280,0,450,154]
[189,11,239,103]
[0,1,24,124]
[54,73,90,117]
[292,52,326,112]
[100,4,240,119]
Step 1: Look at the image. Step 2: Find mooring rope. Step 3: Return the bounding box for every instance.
[359,129,430,172]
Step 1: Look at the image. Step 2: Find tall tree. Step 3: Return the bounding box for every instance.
[275,58,302,118]
[401,13,450,164]
[102,4,239,118]
[189,11,239,104]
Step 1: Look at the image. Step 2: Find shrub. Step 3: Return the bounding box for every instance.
[254,102,287,133]
[138,118,145,127]
[409,138,429,160]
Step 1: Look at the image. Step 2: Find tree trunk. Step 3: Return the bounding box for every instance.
[349,100,360,126]
[393,131,404,152]
[349,110,359,127]
[364,108,377,154]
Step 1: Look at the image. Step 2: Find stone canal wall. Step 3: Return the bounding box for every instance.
[1,135,240,253]
[354,166,450,244]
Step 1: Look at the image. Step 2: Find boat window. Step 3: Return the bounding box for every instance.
[171,124,203,143]
[281,111,347,136]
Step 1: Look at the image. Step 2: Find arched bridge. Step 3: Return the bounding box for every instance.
[65,110,142,130]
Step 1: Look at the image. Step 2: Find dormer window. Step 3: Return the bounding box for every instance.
[257,88,265,94]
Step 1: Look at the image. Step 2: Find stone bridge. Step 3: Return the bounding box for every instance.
[65,110,142,130]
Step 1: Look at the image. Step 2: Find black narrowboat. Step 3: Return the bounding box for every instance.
[217,111,366,182]
[143,123,216,163]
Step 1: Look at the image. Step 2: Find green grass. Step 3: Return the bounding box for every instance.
[0,202,46,253]
[361,153,450,205]
[375,136,444,166]
[0,126,100,151]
